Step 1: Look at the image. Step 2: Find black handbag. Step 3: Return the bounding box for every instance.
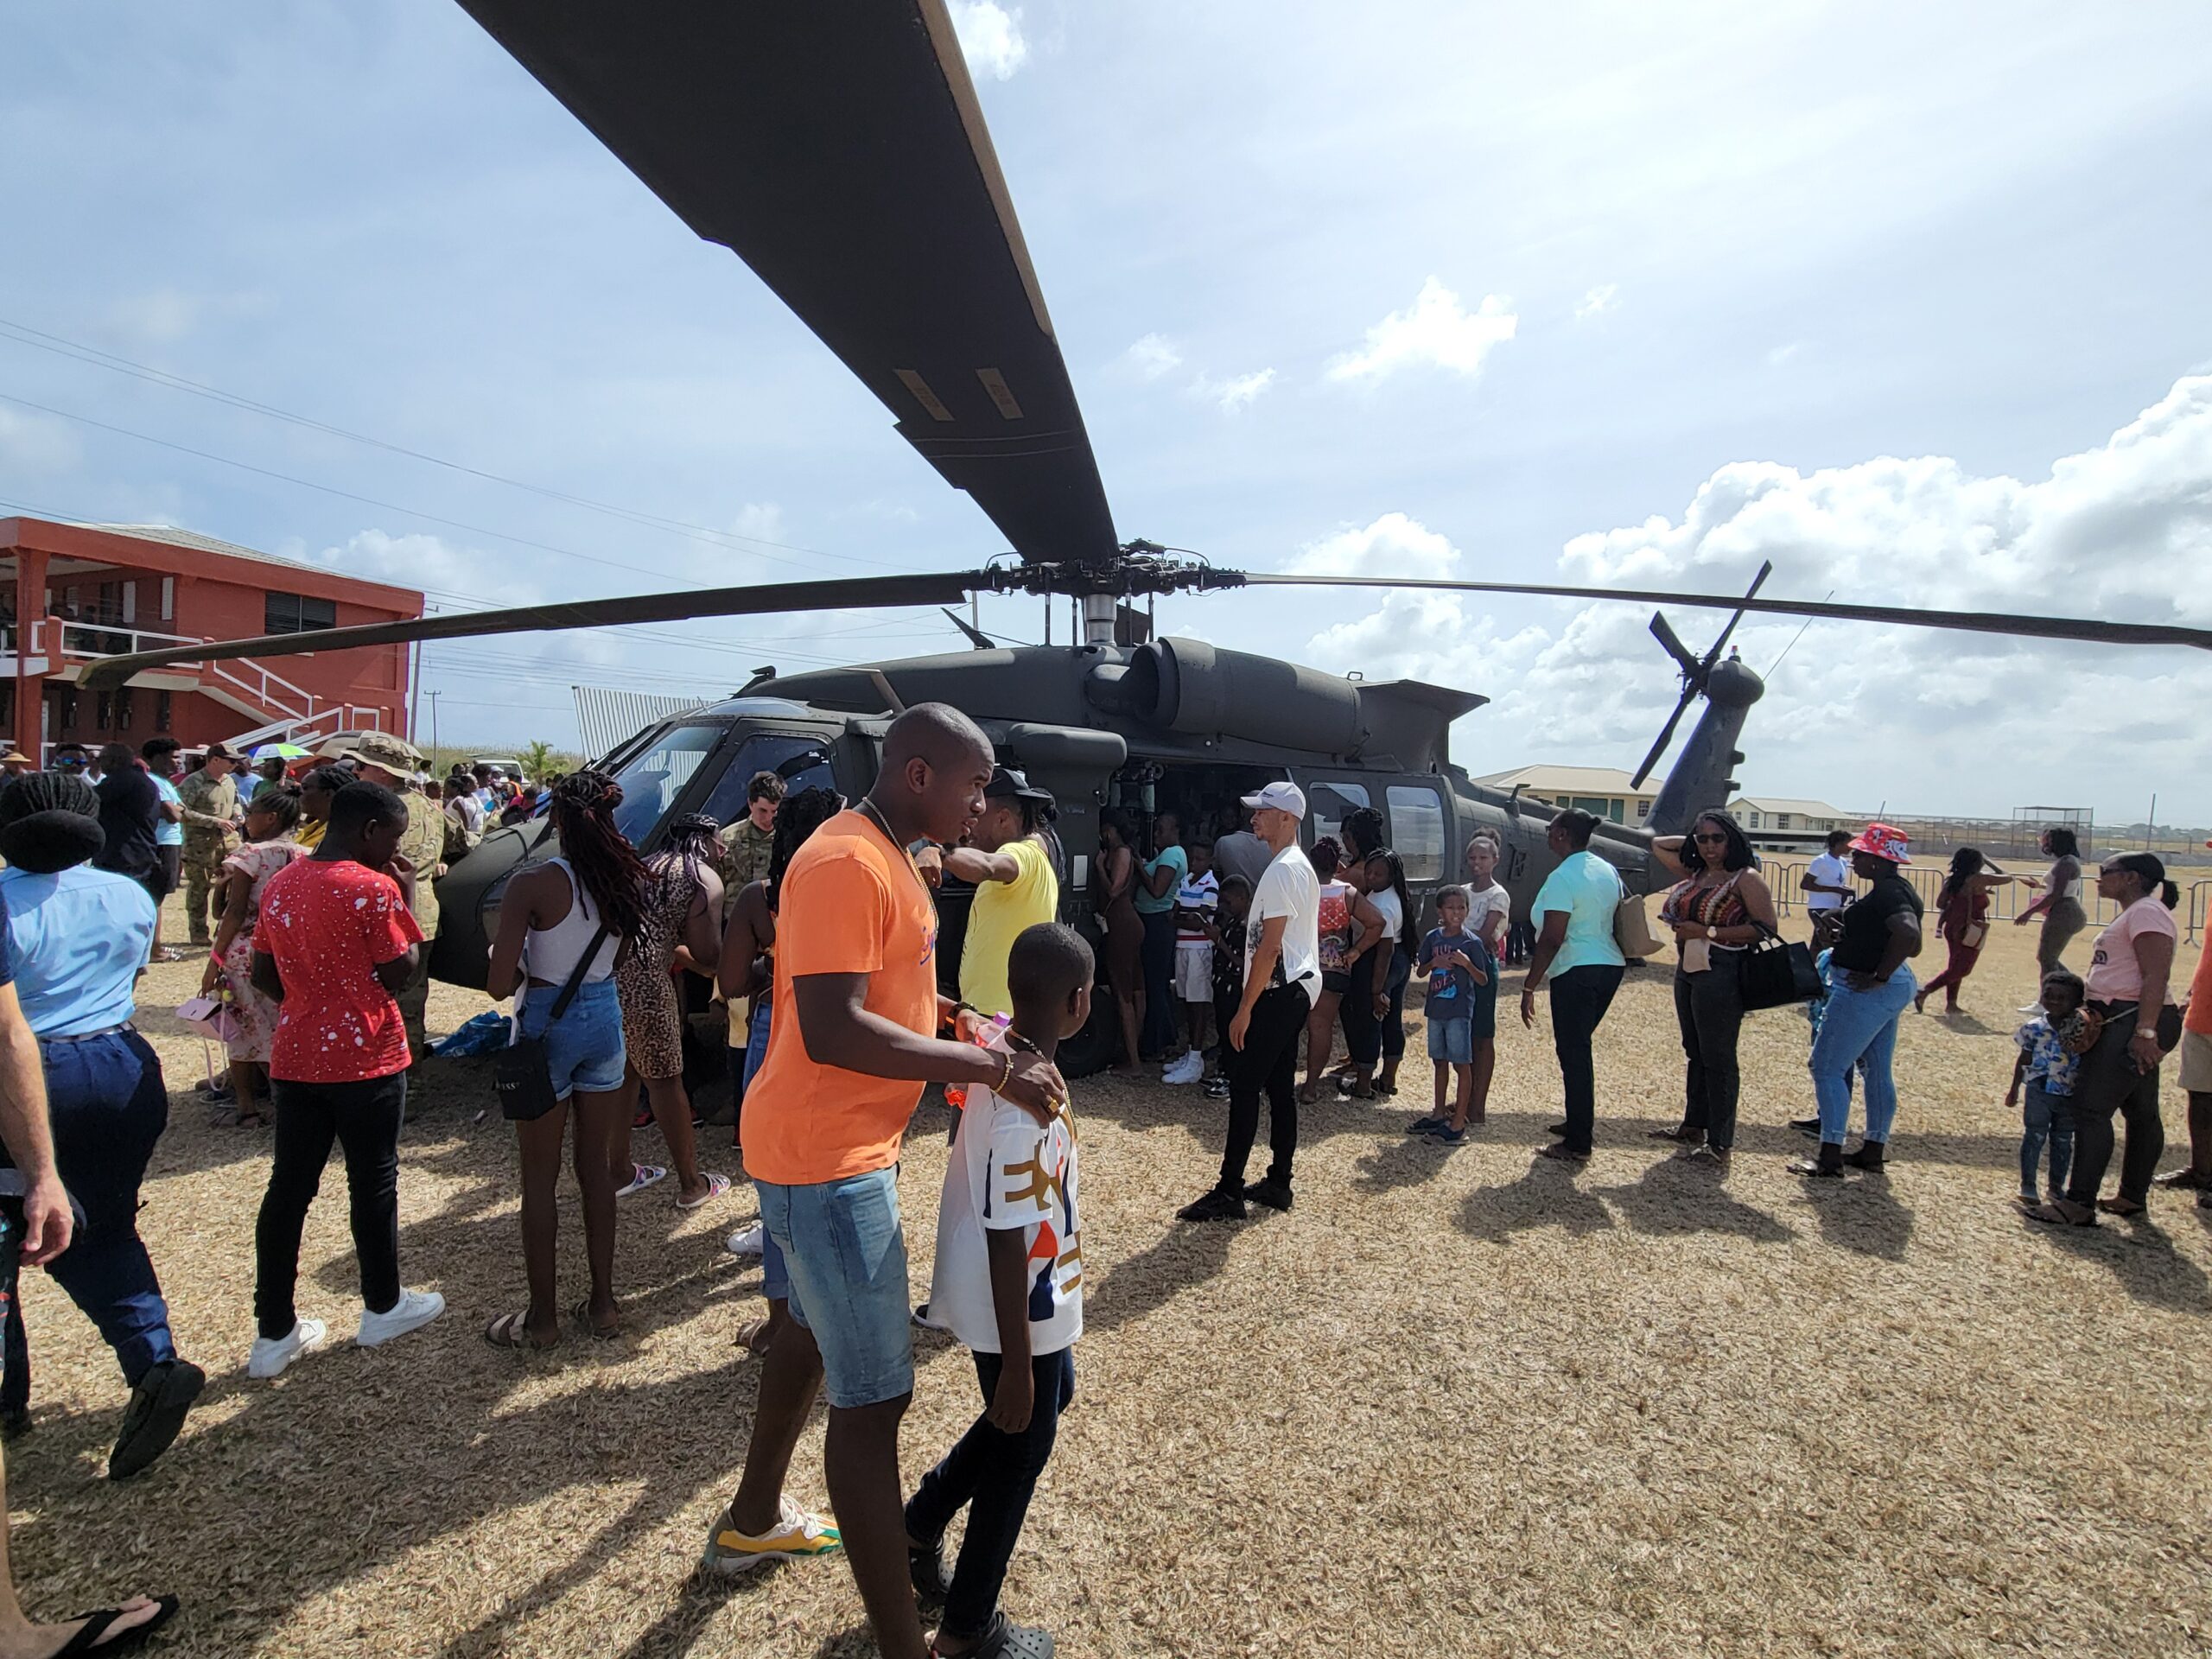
[493,925,610,1122]
[1738,930,1826,1012]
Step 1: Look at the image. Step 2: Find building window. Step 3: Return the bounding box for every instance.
[115,689,135,732]
[156,690,173,734]
[1635,799,1651,820]
[95,691,112,731]
[160,577,175,620]
[265,591,338,634]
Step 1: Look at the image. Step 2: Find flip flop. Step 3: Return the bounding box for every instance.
[2094,1196,2146,1217]
[614,1164,667,1198]
[571,1301,620,1341]
[56,1593,180,1654]
[483,1312,559,1350]
[734,1317,779,1356]
[2026,1199,2098,1227]
[675,1172,732,1211]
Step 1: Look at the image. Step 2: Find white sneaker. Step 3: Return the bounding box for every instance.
[725,1223,766,1257]
[248,1318,327,1380]
[357,1287,446,1348]
[1163,1052,1205,1085]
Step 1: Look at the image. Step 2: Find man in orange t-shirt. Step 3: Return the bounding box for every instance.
[2159,938,2212,1200]
[705,704,1066,1659]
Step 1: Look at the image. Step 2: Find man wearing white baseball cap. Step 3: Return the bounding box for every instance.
[1179,780,1321,1221]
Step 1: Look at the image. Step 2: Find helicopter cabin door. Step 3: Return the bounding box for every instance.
[1294,771,1452,923]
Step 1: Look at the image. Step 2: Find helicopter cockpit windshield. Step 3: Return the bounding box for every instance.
[607,720,838,846]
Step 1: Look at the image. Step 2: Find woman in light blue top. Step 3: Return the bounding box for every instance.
[0,772,200,1478]
[1520,809,1628,1161]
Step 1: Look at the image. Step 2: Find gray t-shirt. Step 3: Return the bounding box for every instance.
[1211,831,1273,892]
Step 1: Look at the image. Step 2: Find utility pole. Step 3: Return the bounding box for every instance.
[2147,792,2156,853]
[429,690,442,758]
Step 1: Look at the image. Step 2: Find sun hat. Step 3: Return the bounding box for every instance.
[338,731,427,776]
[1240,780,1306,820]
[1847,822,1911,865]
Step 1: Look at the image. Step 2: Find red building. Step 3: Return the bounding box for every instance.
[1,518,423,759]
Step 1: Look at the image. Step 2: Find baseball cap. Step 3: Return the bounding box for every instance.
[203,741,238,762]
[984,765,1052,803]
[1240,780,1306,820]
[339,731,427,776]
[1847,822,1911,865]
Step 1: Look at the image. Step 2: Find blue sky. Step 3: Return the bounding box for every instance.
[3,3,2209,820]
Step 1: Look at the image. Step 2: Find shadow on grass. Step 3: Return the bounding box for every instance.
[2031,1210,2212,1313]
[1591,1154,1798,1243]
[1454,1154,1618,1244]
[1785,1168,1916,1261]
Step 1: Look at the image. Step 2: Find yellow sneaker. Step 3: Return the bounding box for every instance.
[701,1495,842,1573]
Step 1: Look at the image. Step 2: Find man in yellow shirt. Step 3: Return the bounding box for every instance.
[947,768,1060,1019]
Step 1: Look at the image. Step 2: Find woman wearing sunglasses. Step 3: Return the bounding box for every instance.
[1647,810,1777,1166]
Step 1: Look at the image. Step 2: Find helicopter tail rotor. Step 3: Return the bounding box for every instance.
[1629,561,1774,790]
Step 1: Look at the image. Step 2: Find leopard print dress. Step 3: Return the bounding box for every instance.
[614,860,704,1082]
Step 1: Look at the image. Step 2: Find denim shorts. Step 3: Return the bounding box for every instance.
[518,976,626,1101]
[1427,1015,1474,1064]
[757,1166,912,1409]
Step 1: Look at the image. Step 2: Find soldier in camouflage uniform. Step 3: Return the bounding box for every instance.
[712,770,783,918]
[175,742,244,947]
[343,732,445,1066]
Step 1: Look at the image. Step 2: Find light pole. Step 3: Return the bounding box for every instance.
[429,690,442,760]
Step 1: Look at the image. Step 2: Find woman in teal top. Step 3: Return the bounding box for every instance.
[1135,809,1188,1059]
[1520,809,1628,1161]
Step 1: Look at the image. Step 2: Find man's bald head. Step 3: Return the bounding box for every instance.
[874,702,995,847]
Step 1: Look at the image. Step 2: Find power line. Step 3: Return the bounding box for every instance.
[0,314,913,571]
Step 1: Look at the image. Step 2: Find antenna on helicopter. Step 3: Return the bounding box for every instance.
[1629,561,1773,790]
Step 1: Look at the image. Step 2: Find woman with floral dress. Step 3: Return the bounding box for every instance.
[200,782,306,1127]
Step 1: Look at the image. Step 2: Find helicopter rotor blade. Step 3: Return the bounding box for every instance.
[1630,690,1697,791]
[1699,558,1773,669]
[1244,575,2212,653]
[456,0,1116,565]
[78,571,986,691]
[1648,611,1701,679]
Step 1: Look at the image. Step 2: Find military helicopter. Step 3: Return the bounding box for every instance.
[85,3,2212,1074]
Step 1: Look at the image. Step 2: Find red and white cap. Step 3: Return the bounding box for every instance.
[1847,823,1911,865]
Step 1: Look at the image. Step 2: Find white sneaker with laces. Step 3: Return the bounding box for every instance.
[248,1317,328,1380]
[357,1287,446,1348]
[725,1223,766,1257]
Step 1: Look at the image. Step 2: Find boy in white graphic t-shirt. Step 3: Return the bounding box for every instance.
[906,922,1092,1657]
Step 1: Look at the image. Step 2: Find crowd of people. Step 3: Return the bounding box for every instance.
[0,709,2204,1655]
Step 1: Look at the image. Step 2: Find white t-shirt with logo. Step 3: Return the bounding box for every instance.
[1465,882,1511,949]
[927,1034,1083,1357]
[1806,852,1852,913]
[1248,844,1322,995]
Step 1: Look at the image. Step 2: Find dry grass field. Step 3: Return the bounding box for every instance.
[7,902,2210,1657]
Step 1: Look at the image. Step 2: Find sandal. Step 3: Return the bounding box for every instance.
[483,1312,560,1350]
[675,1172,732,1211]
[571,1301,620,1341]
[1646,1125,1699,1142]
[614,1164,667,1198]
[55,1594,180,1655]
[2094,1196,2146,1217]
[209,1104,268,1128]
[2026,1198,2098,1227]
[734,1317,779,1356]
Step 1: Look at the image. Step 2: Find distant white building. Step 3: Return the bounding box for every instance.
[1476,765,1659,826]
[1729,796,1855,834]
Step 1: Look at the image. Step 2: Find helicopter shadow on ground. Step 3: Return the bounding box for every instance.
[2026,1208,2212,1313]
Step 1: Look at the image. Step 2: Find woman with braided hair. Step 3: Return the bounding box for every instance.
[486,769,649,1347]
[608,811,730,1209]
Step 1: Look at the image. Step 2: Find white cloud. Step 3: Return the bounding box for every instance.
[1765,340,1805,367]
[1191,367,1276,414]
[1301,374,2212,817]
[1121,333,1183,381]
[1575,283,1618,320]
[1325,278,1517,385]
[948,1,1027,81]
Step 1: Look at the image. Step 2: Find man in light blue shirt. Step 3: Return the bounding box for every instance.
[1521,809,1629,1161]
[142,739,186,964]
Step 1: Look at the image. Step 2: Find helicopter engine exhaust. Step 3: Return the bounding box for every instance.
[1090,637,1367,755]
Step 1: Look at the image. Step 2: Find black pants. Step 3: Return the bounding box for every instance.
[254,1072,408,1339]
[1138,909,1178,1057]
[1343,945,1410,1067]
[1672,965,1745,1151]
[1220,982,1311,1189]
[2065,1010,2165,1206]
[905,1347,1076,1641]
[1549,963,1624,1154]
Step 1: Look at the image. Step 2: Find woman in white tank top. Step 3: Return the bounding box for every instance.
[486,772,647,1348]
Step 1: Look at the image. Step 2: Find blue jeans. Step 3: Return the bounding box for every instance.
[2020,1083,2075,1197]
[1811,967,1916,1146]
[738,1001,786,1303]
[2,1029,175,1413]
[906,1347,1076,1641]
[757,1166,912,1409]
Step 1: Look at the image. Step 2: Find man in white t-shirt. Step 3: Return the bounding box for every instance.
[1179,781,1320,1222]
[1802,830,1854,926]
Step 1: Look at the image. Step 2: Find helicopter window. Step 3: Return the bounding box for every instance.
[1306,781,1370,847]
[698,734,838,828]
[1386,785,1446,882]
[610,723,727,842]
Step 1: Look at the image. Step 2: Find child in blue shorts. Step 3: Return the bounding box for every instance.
[1408,886,1494,1144]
